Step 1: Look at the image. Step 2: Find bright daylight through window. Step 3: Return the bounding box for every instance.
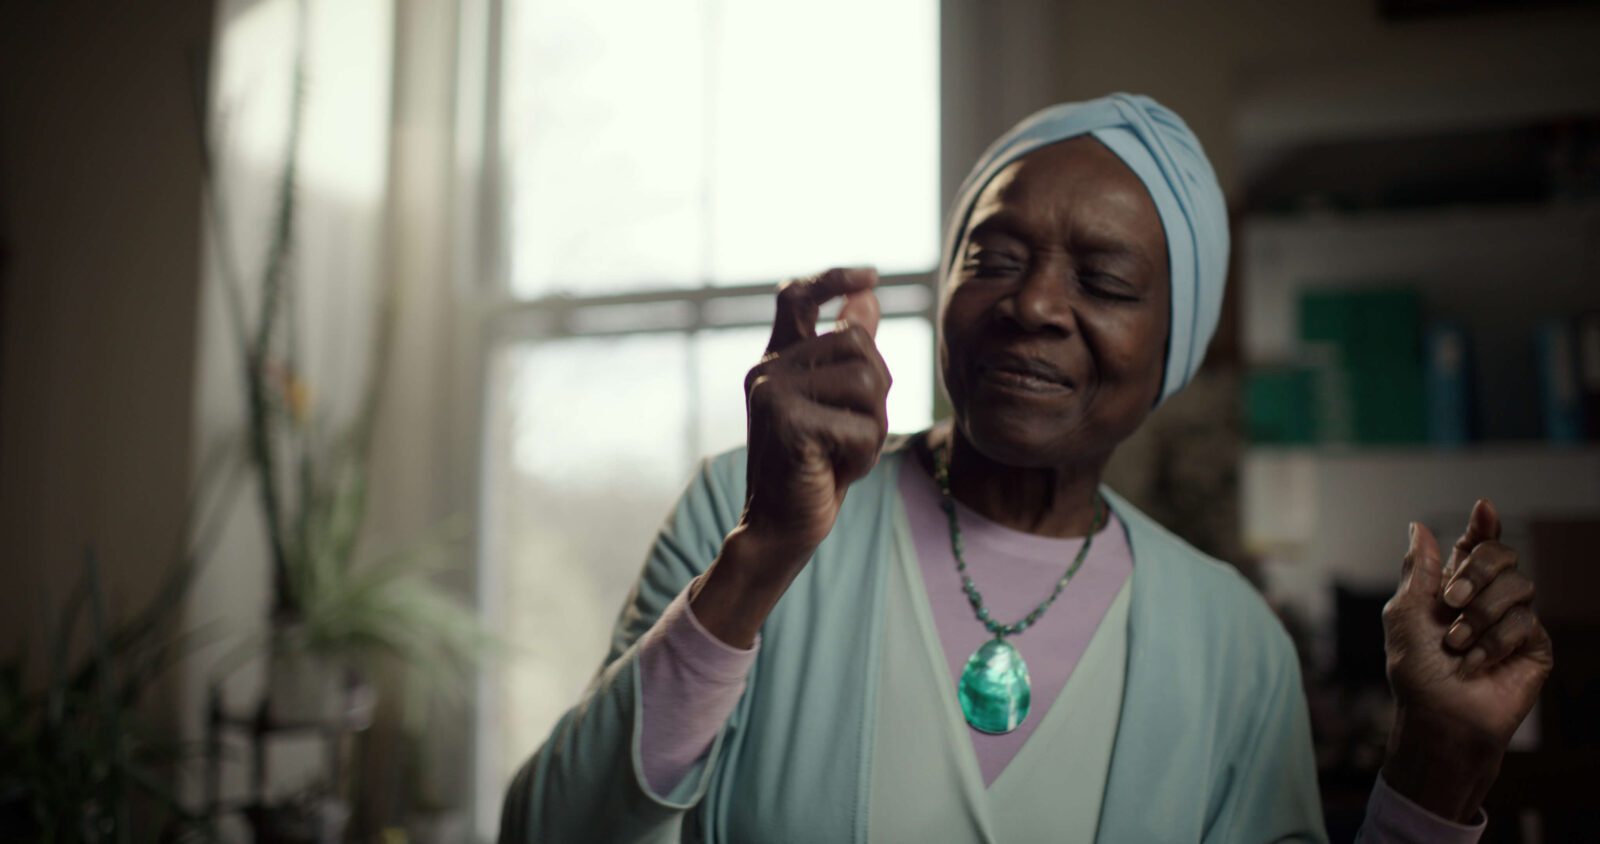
[475,1,939,833]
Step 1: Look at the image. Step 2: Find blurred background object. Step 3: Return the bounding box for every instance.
[3,0,1599,841]
[1229,23,1600,841]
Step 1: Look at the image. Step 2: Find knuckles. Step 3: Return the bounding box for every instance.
[845,364,880,399]
[1478,610,1530,655]
[1381,596,1406,628]
[1461,574,1536,626]
[744,362,771,395]
[775,277,810,308]
[746,374,800,429]
[774,267,845,312]
[1463,541,1518,577]
[745,372,776,408]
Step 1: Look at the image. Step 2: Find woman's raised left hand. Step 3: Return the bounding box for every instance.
[1379,499,1555,822]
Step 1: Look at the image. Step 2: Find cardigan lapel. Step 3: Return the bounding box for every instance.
[1093,488,1217,843]
[866,481,999,841]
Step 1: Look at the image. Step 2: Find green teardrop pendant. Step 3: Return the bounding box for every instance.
[958,638,1032,734]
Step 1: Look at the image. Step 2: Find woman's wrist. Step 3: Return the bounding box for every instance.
[1380,711,1502,824]
[688,523,814,649]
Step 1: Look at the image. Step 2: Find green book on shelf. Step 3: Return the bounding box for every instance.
[1298,287,1426,444]
[1300,287,1422,368]
[1246,366,1320,444]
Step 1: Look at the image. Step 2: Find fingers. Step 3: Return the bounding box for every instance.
[837,289,882,340]
[1398,521,1445,605]
[767,267,879,354]
[799,364,889,428]
[746,359,887,431]
[1442,540,1518,611]
[1445,498,1501,581]
[1443,566,1536,653]
[769,323,886,373]
[1457,606,1543,679]
[746,324,892,423]
[746,383,885,484]
[1434,532,1549,679]
[805,403,886,484]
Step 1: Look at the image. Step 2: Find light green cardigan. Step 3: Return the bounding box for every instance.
[500,441,1327,842]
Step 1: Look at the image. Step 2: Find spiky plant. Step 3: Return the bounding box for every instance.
[0,552,211,843]
[200,0,485,701]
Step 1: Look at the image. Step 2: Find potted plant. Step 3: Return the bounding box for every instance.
[201,0,485,727]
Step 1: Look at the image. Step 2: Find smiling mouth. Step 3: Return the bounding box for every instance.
[976,357,1075,394]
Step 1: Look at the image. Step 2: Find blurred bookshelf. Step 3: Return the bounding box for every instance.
[1236,114,1600,640]
[1235,51,1600,844]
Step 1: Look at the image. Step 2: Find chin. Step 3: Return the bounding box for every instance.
[957,406,1086,469]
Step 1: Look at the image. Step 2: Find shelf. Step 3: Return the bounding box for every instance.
[1243,441,1600,460]
[1241,200,1599,365]
[1244,198,1600,232]
[1239,200,1600,442]
[1241,444,1600,586]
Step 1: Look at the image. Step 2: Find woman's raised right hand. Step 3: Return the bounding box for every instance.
[738,267,892,569]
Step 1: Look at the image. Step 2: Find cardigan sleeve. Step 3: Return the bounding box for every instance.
[1200,595,1487,844]
[1205,613,1331,843]
[498,452,746,844]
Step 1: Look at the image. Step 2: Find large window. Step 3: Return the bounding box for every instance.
[474,0,940,832]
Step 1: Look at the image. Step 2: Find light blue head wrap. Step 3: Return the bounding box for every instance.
[940,93,1229,406]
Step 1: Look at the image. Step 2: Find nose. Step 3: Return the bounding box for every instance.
[1002,260,1078,336]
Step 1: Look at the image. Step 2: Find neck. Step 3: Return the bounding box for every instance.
[928,423,1110,539]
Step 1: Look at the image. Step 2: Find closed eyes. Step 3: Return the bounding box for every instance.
[1079,272,1141,302]
[962,254,1142,302]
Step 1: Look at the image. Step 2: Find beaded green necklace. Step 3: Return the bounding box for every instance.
[932,443,1106,735]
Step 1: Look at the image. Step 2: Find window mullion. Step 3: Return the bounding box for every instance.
[481,271,934,340]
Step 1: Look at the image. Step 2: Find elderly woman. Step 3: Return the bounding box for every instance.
[499,94,1552,842]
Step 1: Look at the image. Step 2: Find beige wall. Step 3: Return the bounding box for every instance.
[0,0,213,710]
[1049,0,1600,196]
